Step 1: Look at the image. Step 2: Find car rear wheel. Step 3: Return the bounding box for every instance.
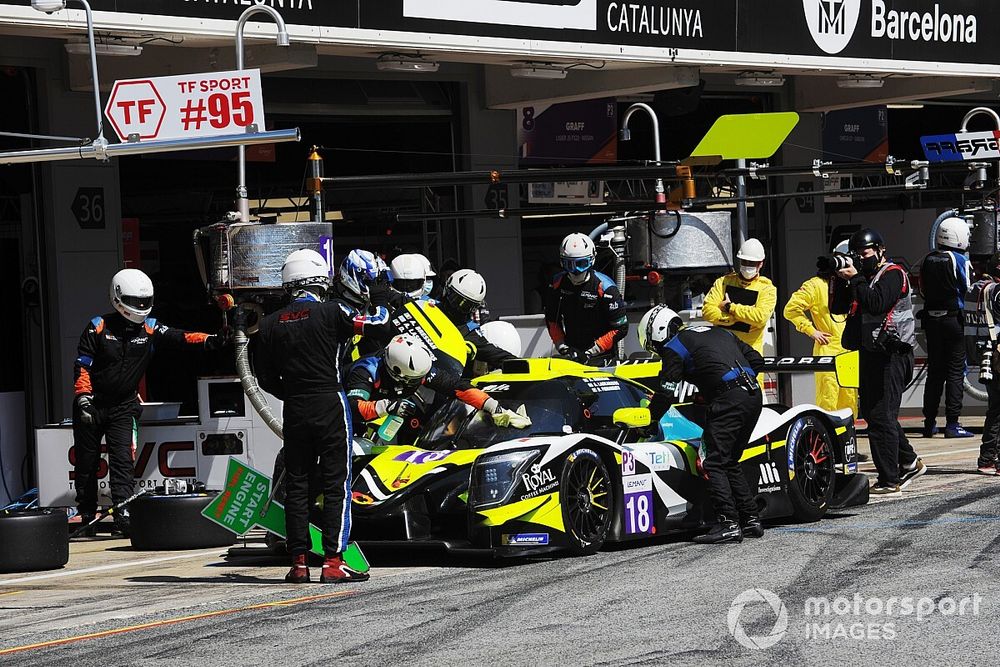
[788,416,836,522]
[560,448,613,556]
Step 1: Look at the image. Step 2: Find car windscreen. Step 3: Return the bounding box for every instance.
[419,380,580,450]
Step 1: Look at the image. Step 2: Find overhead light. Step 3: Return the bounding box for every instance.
[510,63,567,80]
[734,71,785,87]
[838,74,885,89]
[376,54,439,73]
[886,103,924,109]
[64,39,143,56]
[31,0,66,13]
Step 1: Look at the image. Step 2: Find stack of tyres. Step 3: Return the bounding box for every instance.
[0,509,69,572]
[130,492,237,551]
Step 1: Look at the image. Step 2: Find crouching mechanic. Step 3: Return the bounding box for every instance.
[545,233,628,364]
[439,269,517,376]
[73,269,228,536]
[638,305,765,544]
[346,333,530,442]
[254,249,392,584]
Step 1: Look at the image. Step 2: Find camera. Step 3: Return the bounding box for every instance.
[977,340,995,384]
[816,251,861,274]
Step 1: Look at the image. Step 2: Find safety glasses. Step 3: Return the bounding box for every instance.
[561,256,593,275]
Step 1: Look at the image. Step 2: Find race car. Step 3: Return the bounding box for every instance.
[345,358,869,556]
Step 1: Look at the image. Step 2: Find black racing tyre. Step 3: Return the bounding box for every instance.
[787,416,837,522]
[559,448,614,556]
[130,493,237,550]
[0,509,69,573]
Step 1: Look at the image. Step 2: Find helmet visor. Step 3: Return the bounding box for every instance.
[384,364,425,392]
[120,294,153,311]
[447,291,480,315]
[561,256,593,275]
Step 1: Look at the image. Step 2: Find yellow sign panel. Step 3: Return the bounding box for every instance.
[689,112,800,162]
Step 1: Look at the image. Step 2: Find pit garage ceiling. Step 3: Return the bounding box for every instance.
[0,0,996,111]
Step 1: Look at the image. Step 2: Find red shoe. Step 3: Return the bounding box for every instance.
[320,555,370,583]
[284,554,311,583]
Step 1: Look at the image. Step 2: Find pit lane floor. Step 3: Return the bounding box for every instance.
[1,428,998,666]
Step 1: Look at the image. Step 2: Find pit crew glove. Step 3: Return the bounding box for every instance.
[75,394,97,426]
[204,328,231,351]
[556,344,587,363]
[584,344,603,360]
[483,399,532,429]
[373,399,392,418]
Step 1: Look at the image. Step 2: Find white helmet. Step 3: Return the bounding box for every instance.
[110,269,154,324]
[390,254,427,298]
[384,333,434,392]
[480,320,522,357]
[736,238,766,262]
[445,269,487,317]
[414,253,436,297]
[559,233,596,276]
[638,305,683,353]
[936,216,970,251]
[282,249,331,295]
[833,239,850,255]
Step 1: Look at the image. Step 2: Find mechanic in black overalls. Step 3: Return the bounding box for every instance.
[437,269,516,377]
[832,228,924,495]
[73,269,227,536]
[544,233,628,365]
[346,333,530,443]
[918,216,973,438]
[254,249,393,584]
[638,305,765,544]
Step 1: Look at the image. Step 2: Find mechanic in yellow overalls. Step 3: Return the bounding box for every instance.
[782,242,858,414]
[703,238,777,355]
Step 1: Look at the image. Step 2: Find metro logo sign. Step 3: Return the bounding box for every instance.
[105,79,166,141]
[103,69,266,143]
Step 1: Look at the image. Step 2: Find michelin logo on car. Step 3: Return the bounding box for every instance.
[501,533,550,546]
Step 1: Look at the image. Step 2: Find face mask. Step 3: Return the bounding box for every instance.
[861,255,880,277]
[739,266,758,280]
[567,270,589,286]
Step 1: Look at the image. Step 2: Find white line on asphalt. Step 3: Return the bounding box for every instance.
[919,447,982,458]
[0,549,226,585]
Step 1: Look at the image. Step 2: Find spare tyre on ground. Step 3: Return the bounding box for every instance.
[0,509,69,573]
[130,493,237,550]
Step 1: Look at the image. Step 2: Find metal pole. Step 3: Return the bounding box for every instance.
[235,5,290,222]
[620,103,666,204]
[0,128,300,165]
[735,157,748,247]
[309,146,324,223]
[76,0,106,150]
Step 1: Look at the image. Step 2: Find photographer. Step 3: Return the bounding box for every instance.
[918,217,973,438]
[968,253,1000,475]
[784,240,857,414]
[831,229,925,495]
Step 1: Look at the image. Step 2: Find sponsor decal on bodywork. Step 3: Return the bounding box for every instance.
[501,533,550,546]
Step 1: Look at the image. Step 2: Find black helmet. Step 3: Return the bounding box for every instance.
[848,228,884,253]
[983,253,1000,279]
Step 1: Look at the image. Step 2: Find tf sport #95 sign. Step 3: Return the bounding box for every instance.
[103,69,266,143]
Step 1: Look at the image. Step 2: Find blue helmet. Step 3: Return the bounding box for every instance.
[339,249,383,301]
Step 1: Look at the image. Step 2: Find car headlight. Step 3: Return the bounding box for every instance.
[469,449,540,509]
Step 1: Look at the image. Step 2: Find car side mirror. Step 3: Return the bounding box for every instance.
[612,407,651,429]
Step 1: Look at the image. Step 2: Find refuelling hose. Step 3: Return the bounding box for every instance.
[234,306,283,439]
